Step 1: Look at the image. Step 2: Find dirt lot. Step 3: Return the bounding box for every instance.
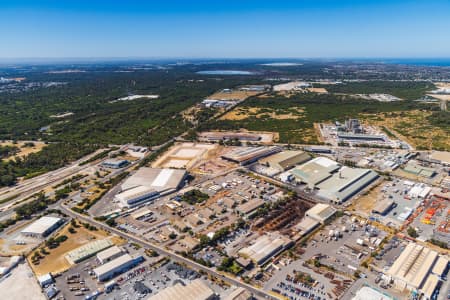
[363,110,450,151]
[152,142,217,170]
[349,183,383,217]
[220,106,305,121]
[28,221,123,276]
[1,140,46,161]
[208,90,262,101]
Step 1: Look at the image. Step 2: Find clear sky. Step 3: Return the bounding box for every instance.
[1,0,450,59]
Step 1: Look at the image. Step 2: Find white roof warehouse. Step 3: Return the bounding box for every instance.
[20,216,63,238]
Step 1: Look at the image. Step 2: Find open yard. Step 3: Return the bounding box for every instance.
[220,106,305,121]
[28,221,124,276]
[208,90,262,101]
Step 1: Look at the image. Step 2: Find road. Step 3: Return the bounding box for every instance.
[58,202,280,300]
[0,147,119,210]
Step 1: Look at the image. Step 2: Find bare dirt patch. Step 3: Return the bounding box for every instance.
[1,140,46,161]
[220,106,305,121]
[28,221,122,276]
[208,90,261,101]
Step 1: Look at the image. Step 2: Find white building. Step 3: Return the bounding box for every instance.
[93,254,143,282]
[21,216,63,238]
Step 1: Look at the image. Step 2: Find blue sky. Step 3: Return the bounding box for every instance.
[1,0,450,58]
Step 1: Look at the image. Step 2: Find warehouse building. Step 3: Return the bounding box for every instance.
[101,159,129,169]
[236,199,265,219]
[372,199,395,215]
[316,167,379,204]
[295,217,320,237]
[403,162,436,178]
[20,216,63,238]
[94,253,143,282]
[305,203,336,224]
[147,278,215,300]
[337,132,385,141]
[115,186,160,208]
[221,146,282,165]
[238,233,293,266]
[386,242,448,297]
[65,239,113,264]
[96,246,124,264]
[223,287,252,300]
[259,150,311,173]
[291,157,341,189]
[116,167,187,208]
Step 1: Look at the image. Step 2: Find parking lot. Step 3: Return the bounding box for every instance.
[264,260,353,300]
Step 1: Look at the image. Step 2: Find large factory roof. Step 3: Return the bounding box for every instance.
[93,253,133,278]
[115,185,157,202]
[403,163,435,178]
[121,167,186,192]
[147,279,215,300]
[421,274,440,299]
[306,204,336,223]
[239,233,291,265]
[291,157,340,187]
[20,216,62,236]
[259,150,311,171]
[221,146,281,165]
[387,243,439,290]
[65,239,113,264]
[316,167,379,203]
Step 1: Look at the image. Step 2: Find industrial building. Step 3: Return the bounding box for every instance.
[372,199,395,215]
[403,162,436,178]
[386,243,448,297]
[198,132,262,142]
[116,167,187,208]
[221,146,282,165]
[294,217,320,236]
[147,278,215,300]
[291,157,341,189]
[259,150,311,173]
[101,159,129,169]
[96,246,124,264]
[305,203,337,224]
[223,287,253,300]
[337,132,385,142]
[236,199,265,219]
[291,157,379,203]
[20,216,63,238]
[65,239,113,264]
[316,167,379,204]
[238,233,293,266]
[93,253,143,282]
[37,273,54,287]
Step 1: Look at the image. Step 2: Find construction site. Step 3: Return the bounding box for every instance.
[151,142,217,170]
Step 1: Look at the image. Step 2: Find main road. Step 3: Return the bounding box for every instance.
[58,202,280,300]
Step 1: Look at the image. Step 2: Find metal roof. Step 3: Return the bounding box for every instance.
[147,279,214,300]
[21,216,62,235]
[65,239,113,264]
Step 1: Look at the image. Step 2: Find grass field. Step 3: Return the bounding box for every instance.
[363,110,450,151]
